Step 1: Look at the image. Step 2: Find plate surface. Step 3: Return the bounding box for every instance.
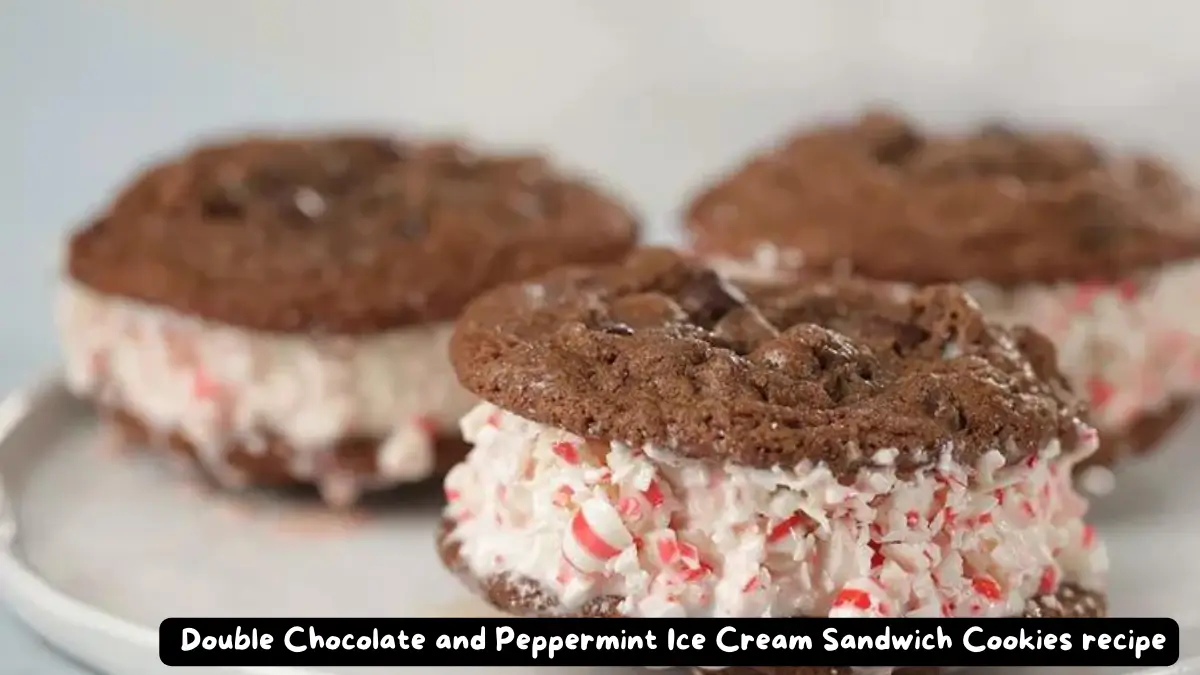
[0,378,1198,675]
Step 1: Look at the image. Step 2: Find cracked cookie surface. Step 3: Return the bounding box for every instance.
[451,248,1087,479]
[69,135,638,333]
[687,110,1200,285]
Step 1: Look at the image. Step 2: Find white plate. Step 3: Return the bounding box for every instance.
[0,377,1198,675]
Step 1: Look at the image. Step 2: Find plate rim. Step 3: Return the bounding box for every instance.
[0,373,308,675]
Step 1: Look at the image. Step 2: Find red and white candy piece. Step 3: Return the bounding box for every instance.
[648,529,697,567]
[617,495,643,520]
[741,567,770,595]
[562,498,633,574]
[617,479,669,523]
[191,368,223,400]
[1070,280,1133,311]
[553,484,575,508]
[642,528,714,584]
[971,574,1004,605]
[1081,524,1097,549]
[552,441,581,465]
[485,409,504,427]
[1037,565,1060,595]
[413,414,439,437]
[643,479,666,508]
[1086,377,1115,411]
[766,511,813,544]
[829,578,890,618]
[1115,279,1139,300]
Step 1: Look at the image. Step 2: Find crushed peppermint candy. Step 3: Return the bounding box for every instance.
[962,262,1200,437]
[58,282,478,501]
[444,402,1108,619]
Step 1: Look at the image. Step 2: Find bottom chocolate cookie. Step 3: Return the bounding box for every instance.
[106,406,471,505]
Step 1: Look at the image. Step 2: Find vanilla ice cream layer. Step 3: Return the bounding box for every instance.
[712,246,1200,434]
[444,402,1107,620]
[59,282,477,493]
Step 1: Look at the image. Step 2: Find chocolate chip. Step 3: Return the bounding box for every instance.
[859,110,923,166]
[891,323,931,357]
[819,339,858,370]
[873,132,922,166]
[823,372,854,403]
[200,190,243,219]
[677,271,746,328]
[922,388,966,431]
[712,306,779,355]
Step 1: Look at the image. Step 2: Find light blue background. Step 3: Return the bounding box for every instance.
[1,3,317,671]
[2,2,323,388]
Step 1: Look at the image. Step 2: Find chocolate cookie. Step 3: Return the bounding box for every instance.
[71,135,637,332]
[684,110,1200,492]
[440,249,1107,627]
[58,134,638,505]
[450,248,1083,476]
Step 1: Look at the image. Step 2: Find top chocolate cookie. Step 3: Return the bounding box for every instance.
[68,135,638,333]
[451,248,1086,479]
[686,110,1200,285]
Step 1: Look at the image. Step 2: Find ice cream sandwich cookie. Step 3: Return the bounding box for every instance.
[438,248,1107,652]
[59,134,637,505]
[685,110,1200,494]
